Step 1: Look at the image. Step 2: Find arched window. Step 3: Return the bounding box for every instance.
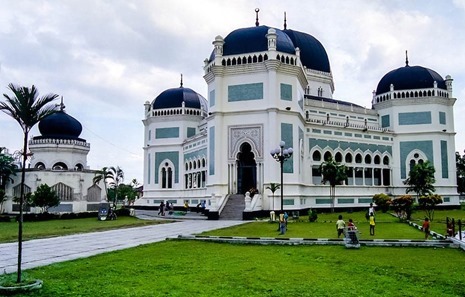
[383,156,390,165]
[312,151,321,161]
[52,162,68,170]
[324,151,332,161]
[161,162,173,189]
[374,155,381,165]
[35,162,46,170]
[335,152,343,163]
[345,153,353,163]
[365,155,372,164]
[355,154,362,163]
[74,163,84,171]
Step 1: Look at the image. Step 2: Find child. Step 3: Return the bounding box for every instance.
[369,212,375,236]
[347,218,356,230]
[336,215,345,238]
[422,217,430,240]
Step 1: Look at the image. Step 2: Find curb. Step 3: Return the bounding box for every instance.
[172,235,457,248]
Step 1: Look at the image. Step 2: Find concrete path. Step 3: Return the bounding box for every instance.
[0,219,245,274]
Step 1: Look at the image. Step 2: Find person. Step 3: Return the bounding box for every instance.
[284,211,289,230]
[158,201,165,216]
[184,201,189,213]
[446,221,454,237]
[336,215,345,238]
[369,212,375,236]
[422,217,430,240]
[347,218,356,230]
[279,211,286,235]
[366,203,375,221]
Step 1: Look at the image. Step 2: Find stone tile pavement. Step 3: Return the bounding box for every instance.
[0,218,246,274]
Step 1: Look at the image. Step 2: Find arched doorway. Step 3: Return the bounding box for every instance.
[236,142,257,194]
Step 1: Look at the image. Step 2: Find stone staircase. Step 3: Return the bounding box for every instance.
[219,194,245,220]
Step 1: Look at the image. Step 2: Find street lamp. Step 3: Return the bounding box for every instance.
[270,141,293,212]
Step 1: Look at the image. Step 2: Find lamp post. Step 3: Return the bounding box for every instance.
[270,141,293,212]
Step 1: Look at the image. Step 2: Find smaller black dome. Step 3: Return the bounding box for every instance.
[152,87,207,111]
[37,111,83,140]
[376,65,446,95]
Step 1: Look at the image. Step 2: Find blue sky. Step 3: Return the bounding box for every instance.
[1,0,465,182]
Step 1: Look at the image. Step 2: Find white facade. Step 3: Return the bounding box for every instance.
[138,23,460,216]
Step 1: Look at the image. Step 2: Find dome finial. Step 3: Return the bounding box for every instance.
[284,11,287,30]
[180,74,183,88]
[405,50,409,66]
[255,8,260,27]
[56,96,65,111]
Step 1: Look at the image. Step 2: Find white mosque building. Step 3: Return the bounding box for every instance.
[2,101,105,214]
[137,14,459,219]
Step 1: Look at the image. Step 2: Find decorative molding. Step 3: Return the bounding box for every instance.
[228,125,263,161]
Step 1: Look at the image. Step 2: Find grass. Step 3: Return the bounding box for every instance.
[0,216,169,243]
[201,211,450,240]
[6,240,464,296]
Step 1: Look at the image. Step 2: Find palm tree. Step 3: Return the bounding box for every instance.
[107,166,124,207]
[319,157,348,213]
[93,167,112,201]
[1,84,58,283]
[266,183,280,211]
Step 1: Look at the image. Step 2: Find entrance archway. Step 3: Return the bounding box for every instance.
[236,142,257,194]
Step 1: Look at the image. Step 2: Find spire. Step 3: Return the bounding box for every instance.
[255,8,260,27]
[284,11,287,30]
[405,50,409,66]
[56,96,65,111]
[180,74,183,87]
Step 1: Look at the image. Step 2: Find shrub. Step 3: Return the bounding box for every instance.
[116,208,130,217]
[372,193,392,213]
[391,195,414,221]
[308,209,318,222]
[60,213,77,220]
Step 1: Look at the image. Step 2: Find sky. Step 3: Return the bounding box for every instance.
[1,0,465,184]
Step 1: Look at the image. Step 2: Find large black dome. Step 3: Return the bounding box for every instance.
[209,25,331,73]
[283,29,331,73]
[152,87,207,111]
[376,65,446,95]
[223,25,295,56]
[37,111,83,140]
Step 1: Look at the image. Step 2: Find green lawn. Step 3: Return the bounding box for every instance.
[10,240,465,297]
[0,216,168,243]
[202,211,452,240]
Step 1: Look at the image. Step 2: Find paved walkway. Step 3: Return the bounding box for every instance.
[0,216,245,274]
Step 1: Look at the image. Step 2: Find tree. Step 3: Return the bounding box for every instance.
[266,183,280,211]
[418,194,443,222]
[0,84,58,283]
[319,157,347,212]
[372,193,391,213]
[0,150,17,190]
[0,189,6,214]
[107,166,124,207]
[93,167,113,201]
[108,183,136,205]
[404,160,436,202]
[30,184,60,213]
[456,151,465,195]
[391,195,414,221]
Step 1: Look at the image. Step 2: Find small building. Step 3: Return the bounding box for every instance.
[2,102,105,214]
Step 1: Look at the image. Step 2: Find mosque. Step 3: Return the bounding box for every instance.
[136,11,459,219]
[2,100,105,214]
